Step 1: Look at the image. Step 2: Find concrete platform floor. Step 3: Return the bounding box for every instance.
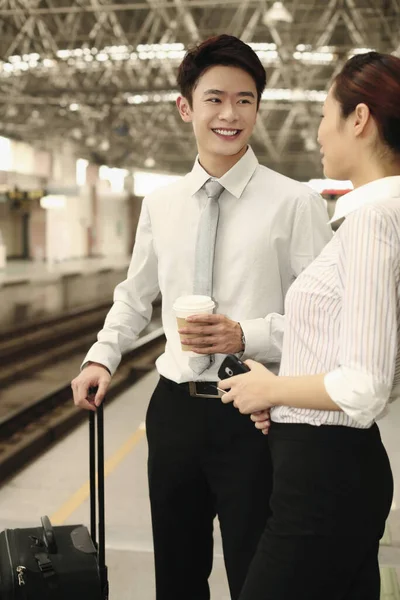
[0,370,399,598]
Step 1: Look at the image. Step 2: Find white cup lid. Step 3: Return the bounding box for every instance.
[173,294,215,312]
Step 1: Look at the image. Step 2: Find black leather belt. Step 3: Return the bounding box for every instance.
[160,376,220,398]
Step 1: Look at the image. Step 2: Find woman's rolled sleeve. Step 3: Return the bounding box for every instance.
[324,206,399,425]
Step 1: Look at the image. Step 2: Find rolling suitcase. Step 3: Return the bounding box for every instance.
[0,404,109,599]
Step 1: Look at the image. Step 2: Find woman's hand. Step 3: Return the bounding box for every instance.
[219,359,277,414]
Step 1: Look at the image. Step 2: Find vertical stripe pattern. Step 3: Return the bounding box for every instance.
[273,201,400,428]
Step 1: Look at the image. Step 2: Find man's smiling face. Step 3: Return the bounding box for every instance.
[177,65,259,169]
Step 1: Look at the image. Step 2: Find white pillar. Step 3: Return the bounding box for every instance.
[0,229,6,269]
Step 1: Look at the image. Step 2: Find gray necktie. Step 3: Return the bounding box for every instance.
[190,179,224,375]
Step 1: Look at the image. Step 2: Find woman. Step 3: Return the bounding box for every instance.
[219,51,400,600]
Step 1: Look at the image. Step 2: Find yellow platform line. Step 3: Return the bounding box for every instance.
[381,524,400,599]
[50,421,400,598]
[381,567,400,600]
[51,426,145,525]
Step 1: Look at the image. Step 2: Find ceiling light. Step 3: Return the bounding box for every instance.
[293,51,334,64]
[24,53,40,61]
[0,42,376,79]
[125,88,326,105]
[144,157,155,168]
[127,95,146,104]
[263,1,293,24]
[304,137,317,152]
[348,47,375,58]
[69,103,80,111]
[40,195,66,209]
[71,128,82,139]
[100,140,110,151]
[56,50,70,59]
[307,179,353,193]
[261,88,327,102]
[6,106,18,117]
[0,42,386,80]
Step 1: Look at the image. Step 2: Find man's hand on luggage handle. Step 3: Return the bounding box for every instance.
[71,363,111,411]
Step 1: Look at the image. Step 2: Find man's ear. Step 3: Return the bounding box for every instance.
[177,96,192,123]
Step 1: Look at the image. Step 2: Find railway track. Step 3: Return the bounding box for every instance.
[0,307,165,485]
[0,303,112,388]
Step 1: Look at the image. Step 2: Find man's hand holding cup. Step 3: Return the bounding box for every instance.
[174,295,244,355]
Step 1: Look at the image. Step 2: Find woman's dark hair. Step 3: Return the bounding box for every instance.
[177,34,266,108]
[334,51,400,154]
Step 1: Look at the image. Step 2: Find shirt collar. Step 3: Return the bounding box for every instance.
[330,176,400,223]
[187,146,259,199]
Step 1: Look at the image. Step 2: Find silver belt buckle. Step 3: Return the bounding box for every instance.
[189,381,219,398]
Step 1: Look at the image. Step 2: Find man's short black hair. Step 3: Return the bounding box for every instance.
[177,34,266,108]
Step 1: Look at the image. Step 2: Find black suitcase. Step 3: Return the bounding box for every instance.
[0,404,109,599]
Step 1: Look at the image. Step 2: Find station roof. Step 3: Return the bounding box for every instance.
[0,0,399,180]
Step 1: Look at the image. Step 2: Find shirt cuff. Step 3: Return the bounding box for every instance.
[240,316,282,363]
[81,361,111,376]
[81,345,121,376]
[324,366,390,427]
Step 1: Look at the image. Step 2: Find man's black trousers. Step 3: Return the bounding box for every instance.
[145,376,273,600]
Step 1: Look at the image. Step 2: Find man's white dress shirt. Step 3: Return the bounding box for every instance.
[83,146,331,383]
[274,176,400,428]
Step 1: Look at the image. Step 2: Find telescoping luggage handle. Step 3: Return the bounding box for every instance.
[88,391,108,600]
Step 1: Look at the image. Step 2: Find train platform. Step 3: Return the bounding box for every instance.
[0,254,131,329]
[0,255,131,286]
[1,370,399,599]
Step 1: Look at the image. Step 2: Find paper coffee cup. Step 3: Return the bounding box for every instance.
[173,295,215,356]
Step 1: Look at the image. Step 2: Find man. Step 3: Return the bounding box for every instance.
[72,34,332,600]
